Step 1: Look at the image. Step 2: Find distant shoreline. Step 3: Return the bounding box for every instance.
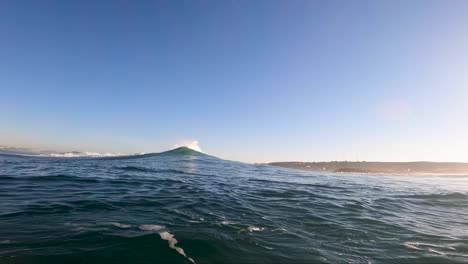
[267,161,468,175]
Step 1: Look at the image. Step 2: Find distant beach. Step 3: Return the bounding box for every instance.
[268,161,468,175]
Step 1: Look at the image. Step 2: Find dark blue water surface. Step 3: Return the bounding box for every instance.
[1,148,467,263]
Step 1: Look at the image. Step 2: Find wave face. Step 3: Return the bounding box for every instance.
[1,149,468,263]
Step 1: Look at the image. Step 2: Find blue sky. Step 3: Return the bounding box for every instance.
[1,0,467,162]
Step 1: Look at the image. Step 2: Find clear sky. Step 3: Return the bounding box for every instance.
[1,0,467,163]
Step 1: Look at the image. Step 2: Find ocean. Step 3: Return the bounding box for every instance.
[0,147,467,263]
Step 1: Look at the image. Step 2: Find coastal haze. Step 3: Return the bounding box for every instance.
[269,161,468,175]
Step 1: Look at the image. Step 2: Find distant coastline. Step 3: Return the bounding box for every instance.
[267,161,468,175]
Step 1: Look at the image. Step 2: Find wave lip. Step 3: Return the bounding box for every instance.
[158,147,205,156]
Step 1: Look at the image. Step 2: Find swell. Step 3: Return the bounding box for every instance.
[0,174,99,183]
[2,152,468,263]
[0,232,191,263]
[0,150,185,161]
[0,200,120,218]
[116,166,216,177]
[398,192,468,200]
[247,178,347,190]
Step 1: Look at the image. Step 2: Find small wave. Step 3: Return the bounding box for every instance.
[68,200,120,211]
[428,249,446,255]
[2,200,120,217]
[0,149,144,159]
[271,227,287,232]
[0,203,74,217]
[247,226,265,232]
[46,151,121,158]
[404,241,457,256]
[111,222,132,228]
[247,178,346,190]
[400,192,468,200]
[117,166,215,177]
[404,242,456,251]
[23,174,99,183]
[0,175,16,181]
[139,224,166,231]
[404,242,419,250]
[118,166,155,173]
[117,166,188,174]
[187,217,204,223]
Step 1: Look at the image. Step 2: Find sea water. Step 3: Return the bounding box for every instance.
[0,148,467,263]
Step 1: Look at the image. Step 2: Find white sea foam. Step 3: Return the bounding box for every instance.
[187,219,203,223]
[247,226,265,232]
[272,227,287,232]
[159,231,195,263]
[404,242,419,250]
[139,224,165,231]
[47,151,121,158]
[111,222,132,228]
[428,249,446,255]
[404,241,456,253]
[137,224,195,263]
[0,148,125,158]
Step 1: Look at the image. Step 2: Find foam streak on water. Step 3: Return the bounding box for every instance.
[0,149,468,263]
[159,231,195,263]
